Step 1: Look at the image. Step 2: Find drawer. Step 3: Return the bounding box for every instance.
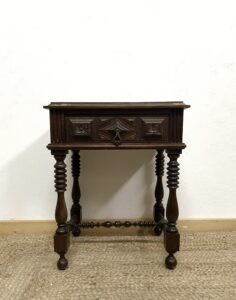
[65,116,169,145]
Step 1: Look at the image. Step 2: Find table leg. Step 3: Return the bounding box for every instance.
[52,150,70,270]
[164,149,181,269]
[70,150,82,237]
[153,150,165,236]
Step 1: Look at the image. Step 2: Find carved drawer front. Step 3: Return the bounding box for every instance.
[65,116,169,145]
[140,117,169,142]
[65,117,96,142]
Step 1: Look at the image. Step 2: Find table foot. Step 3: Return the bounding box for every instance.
[165,254,177,269]
[72,226,81,237]
[57,254,68,270]
[154,224,162,236]
[54,227,70,270]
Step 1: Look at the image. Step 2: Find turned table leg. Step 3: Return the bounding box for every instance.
[52,150,70,270]
[70,150,82,237]
[164,149,181,270]
[153,150,165,236]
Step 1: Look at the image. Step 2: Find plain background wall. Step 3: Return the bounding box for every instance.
[0,0,236,220]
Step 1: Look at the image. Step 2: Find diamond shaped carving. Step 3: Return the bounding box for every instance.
[98,118,136,141]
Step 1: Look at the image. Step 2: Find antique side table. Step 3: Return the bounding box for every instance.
[44,102,190,270]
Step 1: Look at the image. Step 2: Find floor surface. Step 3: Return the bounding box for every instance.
[0,231,236,300]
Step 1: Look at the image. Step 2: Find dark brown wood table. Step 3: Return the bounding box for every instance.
[44,102,190,270]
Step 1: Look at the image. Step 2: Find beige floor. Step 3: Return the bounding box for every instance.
[0,231,236,300]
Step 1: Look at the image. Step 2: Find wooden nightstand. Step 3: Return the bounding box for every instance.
[44,102,190,270]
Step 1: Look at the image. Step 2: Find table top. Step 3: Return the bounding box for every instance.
[44,102,190,110]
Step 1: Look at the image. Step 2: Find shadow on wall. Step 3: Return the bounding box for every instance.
[1,131,160,220]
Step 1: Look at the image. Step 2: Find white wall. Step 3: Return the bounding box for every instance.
[0,0,236,220]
